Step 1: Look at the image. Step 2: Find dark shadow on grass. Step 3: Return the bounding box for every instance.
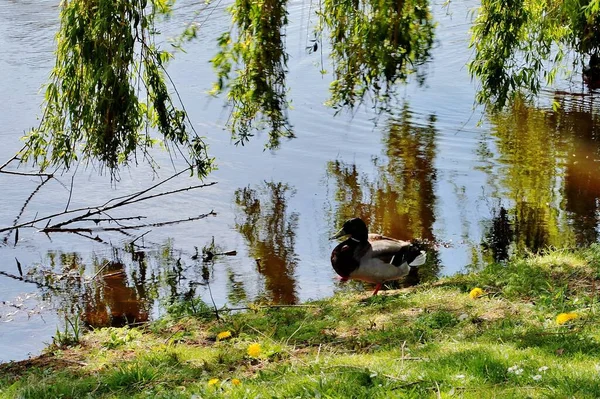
[3,349,211,398]
[509,329,600,356]
[434,347,509,384]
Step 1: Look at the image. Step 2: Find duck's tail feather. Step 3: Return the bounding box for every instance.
[408,251,426,267]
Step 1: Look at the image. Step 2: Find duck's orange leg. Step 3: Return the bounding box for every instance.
[372,283,382,295]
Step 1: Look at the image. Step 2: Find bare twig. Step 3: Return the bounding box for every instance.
[47,181,217,230]
[57,181,216,229]
[99,165,193,208]
[206,281,220,321]
[2,175,53,244]
[130,230,151,246]
[0,270,60,291]
[0,178,217,234]
[40,211,216,233]
[0,147,55,178]
[0,170,55,177]
[0,150,22,171]
[64,172,76,212]
[88,261,111,282]
[73,216,147,224]
[70,231,105,243]
[224,304,317,311]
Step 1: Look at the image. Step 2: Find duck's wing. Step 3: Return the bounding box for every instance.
[369,240,426,267]
[368,233,405,243]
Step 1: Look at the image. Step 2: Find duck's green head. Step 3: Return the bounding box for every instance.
[331,218,368,242]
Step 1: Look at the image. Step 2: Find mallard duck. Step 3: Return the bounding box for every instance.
[330,218,426,295]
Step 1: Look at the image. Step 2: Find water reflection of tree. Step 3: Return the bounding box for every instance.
[84,260,150,327]
[489,103,570,253]
[234,182,299,304]
[326,105,440,282]
[483,99,600,256]
[481,205,514,262]
[31,242,186,328]
[551,99,600,245]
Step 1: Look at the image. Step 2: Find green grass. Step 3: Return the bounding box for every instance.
[2,245,600,398]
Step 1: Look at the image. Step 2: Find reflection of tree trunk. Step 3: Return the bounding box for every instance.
[256,248,297,304]
[384,124,436,240]
[564,164,600,244]
[483,207,513,262]
[235,182,299,304]
[562,111,600,245]
[83,262,149,327]
[513,202,551,253]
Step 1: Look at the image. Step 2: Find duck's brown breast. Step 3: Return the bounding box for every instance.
[331,241,360,278]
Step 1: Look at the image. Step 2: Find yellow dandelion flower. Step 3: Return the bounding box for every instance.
[247,343,262,358]
[208,378,219,386]
[217,331,232,341]
[469,287,484,299]
[231,378,241,386]
[556,312,578,325]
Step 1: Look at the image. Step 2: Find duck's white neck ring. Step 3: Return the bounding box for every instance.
[350,237,360,242]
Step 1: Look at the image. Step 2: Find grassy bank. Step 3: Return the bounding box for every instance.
[2,245,600,398]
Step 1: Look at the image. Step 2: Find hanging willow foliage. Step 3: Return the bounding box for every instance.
[468,0,600,110]
[210,0,293,149]
[318,0,435,112]
[22,0,213,178]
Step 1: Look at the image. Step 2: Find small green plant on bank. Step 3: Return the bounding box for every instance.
[102,327,142,350]
[52,312,83,348]
[2,245,600,398]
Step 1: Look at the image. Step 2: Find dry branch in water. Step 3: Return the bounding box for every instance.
[40,212,216,233]
[0,165,218,242]
[0,147,54,178]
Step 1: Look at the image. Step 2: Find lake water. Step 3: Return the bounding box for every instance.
[1,0,599,362]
